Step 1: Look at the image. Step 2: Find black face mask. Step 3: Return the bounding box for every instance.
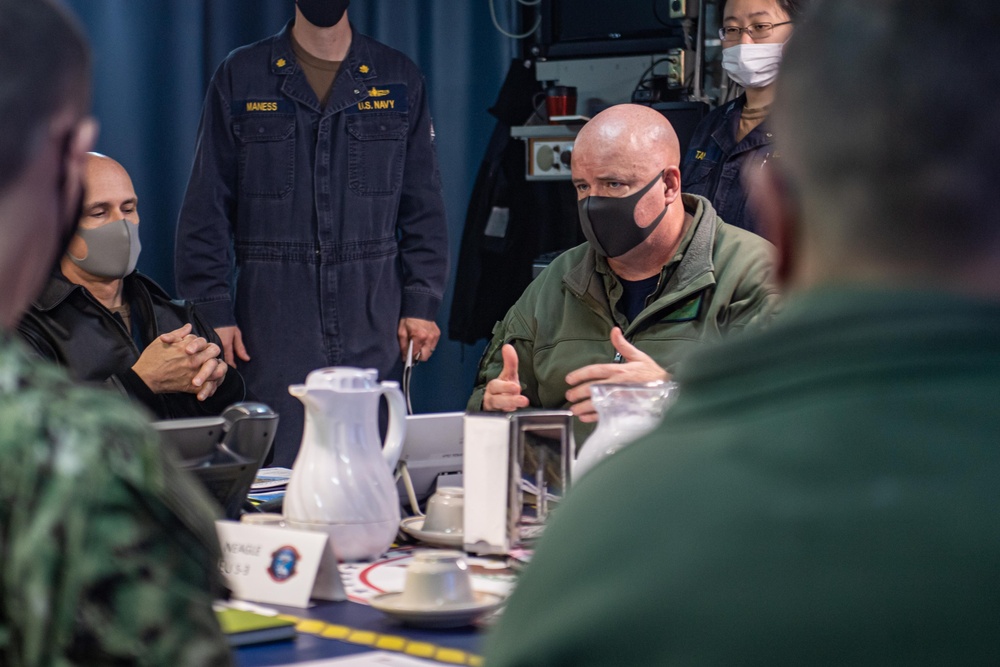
[577,171,667,258]
[296,0,350,27]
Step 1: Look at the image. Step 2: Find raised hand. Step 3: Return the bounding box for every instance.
[483,343,530,412]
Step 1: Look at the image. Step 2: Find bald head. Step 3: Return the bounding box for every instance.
[575,104,680,173]
[84,151,126,177]
[79,153,138,230]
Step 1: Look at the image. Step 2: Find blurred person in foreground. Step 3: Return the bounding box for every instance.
[468,104,778,443]
[486,0,1000,664]
[18,153,247,420]
[0,1,232,664]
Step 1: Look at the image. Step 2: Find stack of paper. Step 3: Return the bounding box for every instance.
[248,467,292,504]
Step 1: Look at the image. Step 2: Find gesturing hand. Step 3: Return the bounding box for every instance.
[564,327,669,422]
[483,344,530,412]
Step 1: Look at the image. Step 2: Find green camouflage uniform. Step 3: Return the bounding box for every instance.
[0,331,233,666]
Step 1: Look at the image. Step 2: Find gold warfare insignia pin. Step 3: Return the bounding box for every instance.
[276,58,287,68]
[359,64,370,73]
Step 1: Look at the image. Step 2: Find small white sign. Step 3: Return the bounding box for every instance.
[215,520,334,608]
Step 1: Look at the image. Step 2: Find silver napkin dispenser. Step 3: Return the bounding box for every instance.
[462,410,574,555]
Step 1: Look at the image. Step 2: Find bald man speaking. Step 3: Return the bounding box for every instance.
[468,104,778,441]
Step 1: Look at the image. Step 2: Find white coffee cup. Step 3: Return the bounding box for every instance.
[422,486,464,534]
[398,549,474,608]
[240,512,286,527]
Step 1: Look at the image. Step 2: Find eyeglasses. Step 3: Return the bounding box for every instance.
[719,21,792,42]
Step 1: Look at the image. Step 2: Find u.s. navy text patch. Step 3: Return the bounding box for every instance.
[345,84,409,114]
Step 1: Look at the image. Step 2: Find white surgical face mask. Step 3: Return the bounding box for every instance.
[722,42,784,89]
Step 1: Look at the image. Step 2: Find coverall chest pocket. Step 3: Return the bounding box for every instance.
[234,115,295,199]
[347,113,407,197]
[681,157,718,188]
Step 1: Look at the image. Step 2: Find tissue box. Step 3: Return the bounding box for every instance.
[462,410,573,554]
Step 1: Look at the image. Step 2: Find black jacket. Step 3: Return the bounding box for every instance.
[448,59,582,344]
[17,271,246,420]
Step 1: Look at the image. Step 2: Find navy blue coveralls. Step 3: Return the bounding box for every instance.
[680,94,775,237]
[176,23,449,466]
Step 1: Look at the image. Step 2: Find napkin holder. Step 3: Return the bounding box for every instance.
[462,410,573,555]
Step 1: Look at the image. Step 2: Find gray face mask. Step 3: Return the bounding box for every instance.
[577,171,667,258]
[68,218,141,278]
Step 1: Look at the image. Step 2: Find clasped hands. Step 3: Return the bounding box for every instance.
[131,323,228,401]
[483,327,668,422]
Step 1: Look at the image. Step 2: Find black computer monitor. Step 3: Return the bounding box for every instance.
[528,0,685,59]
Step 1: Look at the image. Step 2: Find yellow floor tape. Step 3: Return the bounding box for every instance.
[277,613,483,666]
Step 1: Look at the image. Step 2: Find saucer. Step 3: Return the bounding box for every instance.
[400,516,464,548]
[369,591,504,629]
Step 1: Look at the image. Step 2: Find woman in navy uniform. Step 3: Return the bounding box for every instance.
[680,0,808,237]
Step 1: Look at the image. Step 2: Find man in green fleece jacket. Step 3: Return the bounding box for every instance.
[485,1,1000,665]
[468,104,779,442]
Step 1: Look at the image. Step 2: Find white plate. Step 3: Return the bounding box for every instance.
[369,591,504,629]
[400,516,464,548]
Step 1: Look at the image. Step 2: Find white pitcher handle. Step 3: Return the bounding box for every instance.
[379,381,406,470]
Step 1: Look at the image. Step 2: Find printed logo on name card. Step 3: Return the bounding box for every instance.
[268,546,301,582]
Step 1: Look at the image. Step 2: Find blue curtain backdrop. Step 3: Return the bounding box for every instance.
[65,0,520,413]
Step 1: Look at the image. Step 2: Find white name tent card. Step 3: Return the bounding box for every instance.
[215,520,346,608]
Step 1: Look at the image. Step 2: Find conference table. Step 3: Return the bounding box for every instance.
[234,546,516,666]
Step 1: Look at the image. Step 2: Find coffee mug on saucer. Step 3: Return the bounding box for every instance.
[422,486,464,534]
[399,550,474,608]
[240,512,286,527]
